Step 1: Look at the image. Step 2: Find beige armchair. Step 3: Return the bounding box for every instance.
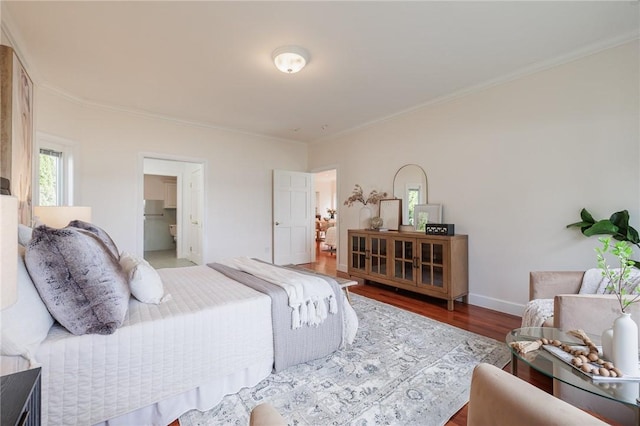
[468,363,607,425]
[530,271,640,338]
[249,403,286,426]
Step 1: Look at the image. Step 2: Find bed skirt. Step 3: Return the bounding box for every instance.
[100,360,273,426]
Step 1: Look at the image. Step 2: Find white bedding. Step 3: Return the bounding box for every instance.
[34,265,274,426]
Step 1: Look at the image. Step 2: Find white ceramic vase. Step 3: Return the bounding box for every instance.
[601,327,614,361]
[612,313,639,377]
[359,206,372,229]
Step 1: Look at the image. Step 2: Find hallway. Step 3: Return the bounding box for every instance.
[300,245,337,276]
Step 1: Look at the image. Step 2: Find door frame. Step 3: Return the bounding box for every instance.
[310,165,340,264]
[137,152,207,262]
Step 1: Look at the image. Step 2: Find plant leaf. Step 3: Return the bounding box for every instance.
[582,220,619,237]
[610,210,630,229]
[627,226,640,244]
[566,221,593,229]
[580,208,596,223]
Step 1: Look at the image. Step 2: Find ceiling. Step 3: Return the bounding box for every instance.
[2,1,638,143]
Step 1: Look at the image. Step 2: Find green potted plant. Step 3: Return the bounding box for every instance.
[567,208,640,267]
[596,237,640,313]
[595,237,640,376]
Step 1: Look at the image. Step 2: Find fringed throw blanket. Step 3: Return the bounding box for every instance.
[218,257,337,328]
[521,298,554,328]
[208,262,347,372]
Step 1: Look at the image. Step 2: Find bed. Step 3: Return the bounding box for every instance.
[2,233,358,426]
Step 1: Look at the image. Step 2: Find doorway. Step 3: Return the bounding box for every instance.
[313,169,337,274]
[142,157,205,268]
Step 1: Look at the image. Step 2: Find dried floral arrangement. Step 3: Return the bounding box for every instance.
[343,184,388,207]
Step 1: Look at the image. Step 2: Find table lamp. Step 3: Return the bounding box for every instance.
[33,206,92,228]
[1,195,18,309]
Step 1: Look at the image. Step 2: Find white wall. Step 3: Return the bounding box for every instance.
[34,89,308,262]
[309,41,640,315]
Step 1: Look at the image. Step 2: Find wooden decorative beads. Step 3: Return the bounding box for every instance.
[538,330,623,377]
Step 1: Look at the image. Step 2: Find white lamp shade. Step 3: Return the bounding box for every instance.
[1,195,18,309]
[272,46,310,74]
[34,206,92,229]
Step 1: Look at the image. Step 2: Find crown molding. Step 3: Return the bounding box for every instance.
[3,3,637,147]
[1,6,44,85]
[39,84,306,146]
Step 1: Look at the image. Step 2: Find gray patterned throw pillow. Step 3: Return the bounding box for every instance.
[25,226,129,335]
[68,219,120,260]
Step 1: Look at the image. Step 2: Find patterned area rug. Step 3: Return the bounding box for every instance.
[179,294,510,426]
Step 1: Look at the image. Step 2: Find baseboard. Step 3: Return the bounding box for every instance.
[335,265,525,318]
[468,293,524,317]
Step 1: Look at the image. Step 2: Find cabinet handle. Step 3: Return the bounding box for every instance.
[413,257,418,269]
[365,249,371,260]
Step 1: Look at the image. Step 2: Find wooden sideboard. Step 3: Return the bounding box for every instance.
[347,229,468,310]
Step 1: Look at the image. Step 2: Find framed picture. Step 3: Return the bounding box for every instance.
[379,199,401,231]
[414,204,442,231]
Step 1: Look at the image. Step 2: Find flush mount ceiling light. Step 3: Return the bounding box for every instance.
[272,45,310,74]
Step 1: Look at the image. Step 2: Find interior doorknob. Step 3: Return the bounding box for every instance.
[275,221,280,226]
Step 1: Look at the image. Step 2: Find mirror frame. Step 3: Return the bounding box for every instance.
[393,164,428,226]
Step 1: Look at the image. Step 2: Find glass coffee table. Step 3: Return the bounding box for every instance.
[507,327,640,408]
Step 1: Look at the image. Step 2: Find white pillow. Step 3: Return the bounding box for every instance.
[119,252,170,304]
[1,248,55,365]
[597,268,640,295]
[578,268,608,294]
[17,224,32,247]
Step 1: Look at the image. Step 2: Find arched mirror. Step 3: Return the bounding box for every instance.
[393,164,428,226]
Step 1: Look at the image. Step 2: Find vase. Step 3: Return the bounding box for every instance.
[601,327,613,361]
[359,206,372,229]
[612,313,639,377]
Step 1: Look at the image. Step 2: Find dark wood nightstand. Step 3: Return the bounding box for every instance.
[1,368,41,426]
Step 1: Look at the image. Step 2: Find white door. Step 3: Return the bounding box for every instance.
[273,170,313,265]
[187,166,203,264]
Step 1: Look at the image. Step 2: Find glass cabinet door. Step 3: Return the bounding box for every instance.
[417,240,448,293]
[369,235,389,278]
[349,233,368,274]
[393,237,416,284]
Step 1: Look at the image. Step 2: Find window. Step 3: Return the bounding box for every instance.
[36,133,75,206]
[38,148,63,206]
[406,187,420,225]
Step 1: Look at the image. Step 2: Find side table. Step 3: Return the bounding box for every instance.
[1,367,41,426]
[507,327,640,424]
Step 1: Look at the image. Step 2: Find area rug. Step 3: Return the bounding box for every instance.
[179,294,511,426]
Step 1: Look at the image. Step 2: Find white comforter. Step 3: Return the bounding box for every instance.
[35,266,274,426]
